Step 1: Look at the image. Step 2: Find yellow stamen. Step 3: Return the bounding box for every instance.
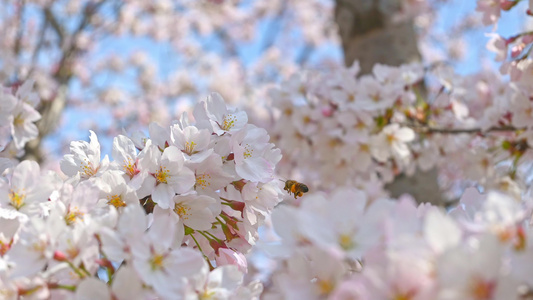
[339,234,355,250]
[386,134,396,145]
[173,203,191,220]
[31,240,47,255]
[65,209,84,225]
[195,174,212,190]
[80,159,97,178]
[66,241,80,259]
[284,108,293,116]
[8,190,25,210]
[123,158,138,179]
[150,253,165,271]
[221,114,237,131]
[107,194,127,208]
[200,290,216,299]
[355,120,366,129]
[185,141,197,155]
[13,114,24,127]
[155,167,170,184]
[317,279,334,295]
[0,240,10,256]
[469,277,495,300]
[393,292,415,300]
[243,144,253,159]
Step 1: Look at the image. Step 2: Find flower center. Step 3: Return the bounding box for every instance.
[185,141,197,155]
[107,194,127,208]
[66,242,80,259]
[393,291,416,300]
[173,203,191,220]
[317,279,334,295]
[359,143,370,153]
[80,159,97,178]
[9,190,26,210]
[123,159,139,179]
[355,120,366,129]
[65,209,84,225]
[155,166,170,184]
[338,234,355,250]
[150,253,166,271]
[386,133,397,145]
[514,226,527,251]
[200,290,216,300]
[469,277,495,300]
[221,114,237,131]
[31,240,47,255]
[243,144,253,159]
[13,114,24,126]
[195,174,211,190]
[0,240,11,256]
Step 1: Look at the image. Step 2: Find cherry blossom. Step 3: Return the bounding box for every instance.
[194,93,248,135]
[3,1,533,298]
[137,144,195,209]
[60,130,109,181]
[0,94,282,298]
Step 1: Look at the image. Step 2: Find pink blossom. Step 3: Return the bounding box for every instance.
[216,248,248,273]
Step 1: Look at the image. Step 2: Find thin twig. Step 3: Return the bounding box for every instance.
[13,0,26,56]
[43,7,65,45]
[26,16,49,79]
[407,124,522,134]
[259,2,288,52]
[22,1,108,162]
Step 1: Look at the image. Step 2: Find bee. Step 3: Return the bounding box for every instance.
[281,179,309,199]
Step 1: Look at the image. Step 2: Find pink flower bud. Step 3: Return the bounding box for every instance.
[216,248,248,273]
[321,106,334,117]
[511,44,525,58]
[209,239,228,255]
[500,0,516,11]
[523,34,533,44]
[53,250,67,262]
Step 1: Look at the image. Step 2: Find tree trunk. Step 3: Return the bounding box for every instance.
[335,0,446,205]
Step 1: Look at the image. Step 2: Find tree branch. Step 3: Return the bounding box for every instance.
[406,124,522,135]
[43,6,65,45]
[22,1,108,162]
[13,0,26,56]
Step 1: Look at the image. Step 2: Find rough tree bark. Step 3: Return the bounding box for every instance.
[334,0,446,205]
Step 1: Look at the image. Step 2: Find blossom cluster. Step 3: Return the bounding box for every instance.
[267,58,533,200]
[0,93,281,299]
[263,187,533,299]
[0,0,338,161]
[253,3,533,299]
[0,80,41,158]
[478,0,533,83]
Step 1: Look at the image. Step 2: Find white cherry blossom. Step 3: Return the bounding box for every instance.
[138,145,195,209]
[194,93,248,135]
[60,131,109,180]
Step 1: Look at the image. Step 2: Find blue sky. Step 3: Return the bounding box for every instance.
[436,0,527,74]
